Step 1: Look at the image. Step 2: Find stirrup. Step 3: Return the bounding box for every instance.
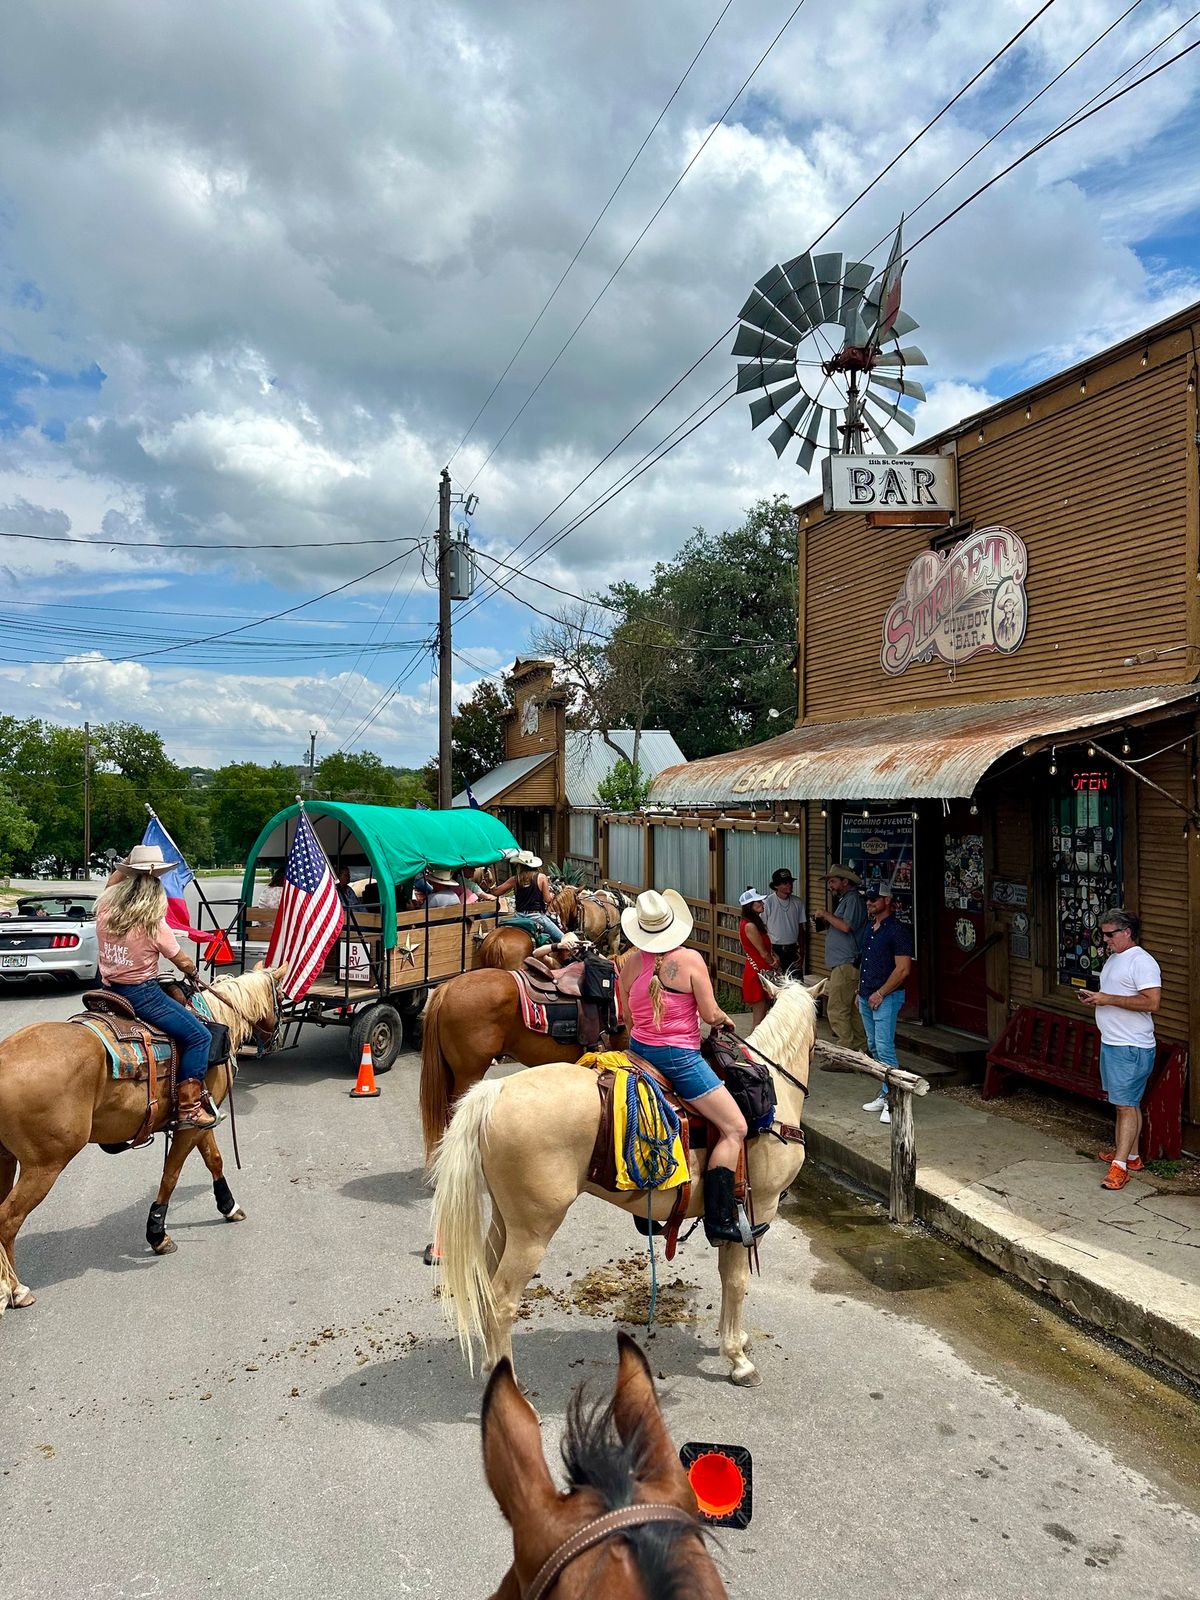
[736,1204,769,1247]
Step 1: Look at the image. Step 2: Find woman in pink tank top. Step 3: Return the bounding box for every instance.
[618,889,764,1247]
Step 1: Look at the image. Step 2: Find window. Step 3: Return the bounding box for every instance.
[723,831,801,907]
[1051,767,1122,987]
[608,821,643,887]
[652,825,709,903]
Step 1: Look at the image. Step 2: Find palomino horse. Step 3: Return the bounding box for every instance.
[551,885,622,954]
[483,1331,725,1599]
[419,957,629,1162]
[433,977,818,1387]
[0,966,286,1311]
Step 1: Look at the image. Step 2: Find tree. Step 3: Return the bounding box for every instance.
[450,680,508,792]
[314,750,400,805]
[0,781,37,875]
[208,762,300,863]
[0,717,89,872]
[595,758,652,813]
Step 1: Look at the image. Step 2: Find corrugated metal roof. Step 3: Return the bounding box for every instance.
[565,730,687,808]
[452,753,553,808]
[649,685,1200,806]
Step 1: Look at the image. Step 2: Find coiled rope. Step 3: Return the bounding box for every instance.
[621,1070,682,1330]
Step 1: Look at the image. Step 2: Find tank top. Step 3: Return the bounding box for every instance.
[628,950,701,1049]
[739,918,771,972]
[514,877,547,914]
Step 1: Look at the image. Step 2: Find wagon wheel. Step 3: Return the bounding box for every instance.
[349,1003,403,1074]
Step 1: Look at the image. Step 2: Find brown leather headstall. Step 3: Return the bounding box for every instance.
[525,1503,699,1600]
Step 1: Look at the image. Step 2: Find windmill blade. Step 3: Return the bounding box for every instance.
[750,262,810,338]
[737,287,803,344]
[838,261,874,332]
[867,418,900,456]
[889,310,920,338]
[871,373,927,402]
[873,345,927,368]
[732,324,796,361]
[842,306,871,348]
[796,405,825,473]
[749,377,805,429]
[865,395,917,436]
[782,251,825,330]
[812,253,844,323]
[736,359,798,394]
[874,218,906,342]
[768,394,813,457]
[827,408,841,455]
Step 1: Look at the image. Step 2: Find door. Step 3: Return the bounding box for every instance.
[936,804,987,1035]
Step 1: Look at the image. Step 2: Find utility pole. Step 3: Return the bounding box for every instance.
[306,730,317,795]
[437,467,453,809]
[82,722,92,880]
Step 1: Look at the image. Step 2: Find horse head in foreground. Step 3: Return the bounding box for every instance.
[433,976,818,1387]
[483,1331,727,1599]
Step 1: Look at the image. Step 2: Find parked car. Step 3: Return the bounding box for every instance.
[0,894,100,984]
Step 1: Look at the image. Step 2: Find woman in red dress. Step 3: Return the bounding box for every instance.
[738,888,778,1027]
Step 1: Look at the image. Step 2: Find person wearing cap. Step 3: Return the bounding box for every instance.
[856,883,914,1125]
[737,888,778,1028]
[618,890,765,1247]
[414,866,486,910]
[811,865,868,1052]
[95,845,219,1132]
[762,868,806,977]
[491,850,566,945]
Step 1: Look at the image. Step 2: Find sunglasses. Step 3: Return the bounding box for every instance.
[1100,928,1121,939]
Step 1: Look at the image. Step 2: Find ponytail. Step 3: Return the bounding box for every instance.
[648,953,666,1031]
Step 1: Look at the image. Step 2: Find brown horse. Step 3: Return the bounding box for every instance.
[473,924,536,970]
[0,966,286,1311]
[419,958,628,1162]
[551,885,622,954]
[433,978,819,1386]
[483,1332,725,1599]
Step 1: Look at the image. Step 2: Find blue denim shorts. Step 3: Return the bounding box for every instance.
[1099,1043,1156,1107]
[629,1036,721,1101]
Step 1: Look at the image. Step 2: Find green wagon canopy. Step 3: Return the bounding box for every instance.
[240,803,519,948]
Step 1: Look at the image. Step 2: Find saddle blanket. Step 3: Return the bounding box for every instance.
[512,977,583,1042]
[578,1051,688,1193]
[73,1018,175,1080]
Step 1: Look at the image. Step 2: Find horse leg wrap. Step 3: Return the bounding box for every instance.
[146,1202,171,1252]
[213,1176,235,1216]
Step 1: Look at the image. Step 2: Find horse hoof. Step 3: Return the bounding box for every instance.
[152,1235,178,1256]
[422,1243,441,1267]
[729,1364,762,1388]
[13,1286,35,1308]
[224,1206,247,1223]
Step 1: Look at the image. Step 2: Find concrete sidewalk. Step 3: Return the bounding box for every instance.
[756,1019,1200,1383]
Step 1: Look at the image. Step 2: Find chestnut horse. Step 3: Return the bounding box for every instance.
[483,1332,725,1599]
[433,978,818,1386]
[419,957,628,1162]
[0,966,286,1311]
[473,924,536,971]
[551,885,622,954]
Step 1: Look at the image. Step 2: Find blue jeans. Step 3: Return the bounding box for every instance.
[529,913,566,946]
[107,979,212,1081]
[857,990,904,1096]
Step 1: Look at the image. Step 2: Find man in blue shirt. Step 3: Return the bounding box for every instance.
[857,882,914,1125]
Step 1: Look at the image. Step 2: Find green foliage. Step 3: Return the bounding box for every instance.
[543,858,586,886]
[208,762,300,863]
[0,780,37,874]
[1146,1158,1184,1179]
[596,758,652,813]
[315,749,400,805]
[450,679,508,793]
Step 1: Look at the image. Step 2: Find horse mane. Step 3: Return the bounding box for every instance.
[553,884,579,924]
[561,1389,704,1600]
[204,968,277,1050]
[746,976,816,1067]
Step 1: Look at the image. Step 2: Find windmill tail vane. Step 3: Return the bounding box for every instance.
[733,218,928,469]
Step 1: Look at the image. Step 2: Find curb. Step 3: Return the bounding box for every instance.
[803,1125,1200,1387]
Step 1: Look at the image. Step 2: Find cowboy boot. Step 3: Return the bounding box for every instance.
[703,1167,768,1247]
[172,1078,219,1131]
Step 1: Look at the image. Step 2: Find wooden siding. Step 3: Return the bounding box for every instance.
[991,790,1035,1013]
[801,351,1196,720]
[805,803,831,980]
[1135,746,1190,1044]
[497,762,558,806]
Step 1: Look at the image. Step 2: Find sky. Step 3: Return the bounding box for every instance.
[1,0,1198,769]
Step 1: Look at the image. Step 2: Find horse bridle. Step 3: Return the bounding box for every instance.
[524,1504,699,1600]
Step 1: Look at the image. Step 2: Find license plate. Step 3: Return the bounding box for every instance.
[1,955,28,969]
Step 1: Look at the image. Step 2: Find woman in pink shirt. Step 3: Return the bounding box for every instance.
[95,845,218,1131]
[618,889,763,1246]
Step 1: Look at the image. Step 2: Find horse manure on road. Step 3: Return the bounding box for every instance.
[518,1256,701,1328]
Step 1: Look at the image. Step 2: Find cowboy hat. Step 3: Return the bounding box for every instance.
[514,850,543,870]
[620,888,693,954]
[826,863,862,885]
[115,844,179,879]
[425,866,460,888]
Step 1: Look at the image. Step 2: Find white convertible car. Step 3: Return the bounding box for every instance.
[0,893,100,984]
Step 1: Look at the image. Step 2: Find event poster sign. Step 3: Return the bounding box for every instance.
[839,810,917,953]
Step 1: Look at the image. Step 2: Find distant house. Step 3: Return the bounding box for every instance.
[452,657,685,882]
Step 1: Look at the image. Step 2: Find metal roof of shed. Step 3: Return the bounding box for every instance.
[451,753,553,808]
[564,730,687,808]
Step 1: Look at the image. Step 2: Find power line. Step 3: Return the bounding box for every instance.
[0,530,423,552]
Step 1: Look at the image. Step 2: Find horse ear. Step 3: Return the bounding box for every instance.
[273,961,289,980]
[611,1332,694,1505]
[481,1359,558,1528]
[253,959,264,971]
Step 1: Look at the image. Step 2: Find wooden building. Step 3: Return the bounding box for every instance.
[454,658,686,880]
[649,300,1200,1142]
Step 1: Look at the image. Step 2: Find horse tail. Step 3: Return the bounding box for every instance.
[431,1078,505,1369]
[419,984,455,1165]
[477,930,510,969]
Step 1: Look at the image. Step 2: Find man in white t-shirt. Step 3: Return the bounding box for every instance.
[1076,907,1161,1191]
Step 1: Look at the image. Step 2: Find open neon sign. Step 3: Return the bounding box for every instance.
[1071,771,1110,793]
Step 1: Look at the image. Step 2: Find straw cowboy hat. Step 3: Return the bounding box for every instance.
[620,889,694,954]
[425,866,461,887]
[826,863,862,885]
[115,844,179,879]
[514,850,543,870]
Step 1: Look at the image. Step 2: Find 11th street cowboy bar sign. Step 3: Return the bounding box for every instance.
[881,526,1029,676]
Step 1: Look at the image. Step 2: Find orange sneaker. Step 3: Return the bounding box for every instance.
[1096,1151,1143,1171]
[1101,1161,1131,1190]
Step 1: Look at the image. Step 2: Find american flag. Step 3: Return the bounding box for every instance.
[265,811,345,1000]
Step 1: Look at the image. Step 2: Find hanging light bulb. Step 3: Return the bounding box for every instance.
[1080,377,1087,394]
[969,801,979,816]
[862,807,870,819]
[1188,368,1197,394]
[1121,735,1131,756]
[1087,744,1096,757]
[820,806,827,818]
[1049,745,1057,777]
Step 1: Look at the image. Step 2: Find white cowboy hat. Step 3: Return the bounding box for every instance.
[738,887,766,908]
[500,847,522,862]
[425,866,460,887]
[115,844,179,879]
[514,850,543,870]
[620,888,693,954]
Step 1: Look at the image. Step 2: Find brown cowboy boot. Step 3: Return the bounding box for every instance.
[172,1078,219,1131]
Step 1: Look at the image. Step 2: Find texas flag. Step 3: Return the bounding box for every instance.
[140,812,217,947]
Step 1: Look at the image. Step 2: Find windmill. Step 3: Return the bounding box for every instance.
[732,220,927,471]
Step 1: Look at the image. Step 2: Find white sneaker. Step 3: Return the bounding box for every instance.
[879,1104,891,1125]
[862,1095,887,1113]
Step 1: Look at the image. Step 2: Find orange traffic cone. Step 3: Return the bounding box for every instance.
[350,1041,381,1099]
[209,931,235,966]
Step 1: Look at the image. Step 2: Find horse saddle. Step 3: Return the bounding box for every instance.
[513,956,619,1051]
[72,991,177,1083]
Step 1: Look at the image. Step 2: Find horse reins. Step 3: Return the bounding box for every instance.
[525,1504,700,1600]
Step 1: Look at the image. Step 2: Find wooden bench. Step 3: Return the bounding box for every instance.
[983,1005,1187,1160]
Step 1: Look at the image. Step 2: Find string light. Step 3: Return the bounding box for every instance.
[1188,368,1196,394]
[1080,377,1087,395]
[1141,349,1149,366]
[969,801,979,816]
[1049,745,1057,776]
[1087,744,1096,757]
[861,807,870,819]
[1121,735,1131,755]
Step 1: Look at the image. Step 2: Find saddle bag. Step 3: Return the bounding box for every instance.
[702,1034,776,1134]
[204,1020,232,1065]
[580,953,617,1003]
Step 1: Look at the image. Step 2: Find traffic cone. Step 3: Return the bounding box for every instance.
[350,1041,381,1099]
[209,931,235,966]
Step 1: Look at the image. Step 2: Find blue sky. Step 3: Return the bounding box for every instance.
[1,0,1198,766]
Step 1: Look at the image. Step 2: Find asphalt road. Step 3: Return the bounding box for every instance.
[2,949,1199,1598]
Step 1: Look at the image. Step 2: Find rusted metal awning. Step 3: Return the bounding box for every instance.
[650,684,1200,806]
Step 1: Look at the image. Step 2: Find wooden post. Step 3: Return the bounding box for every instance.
[889,1085,917,1223]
